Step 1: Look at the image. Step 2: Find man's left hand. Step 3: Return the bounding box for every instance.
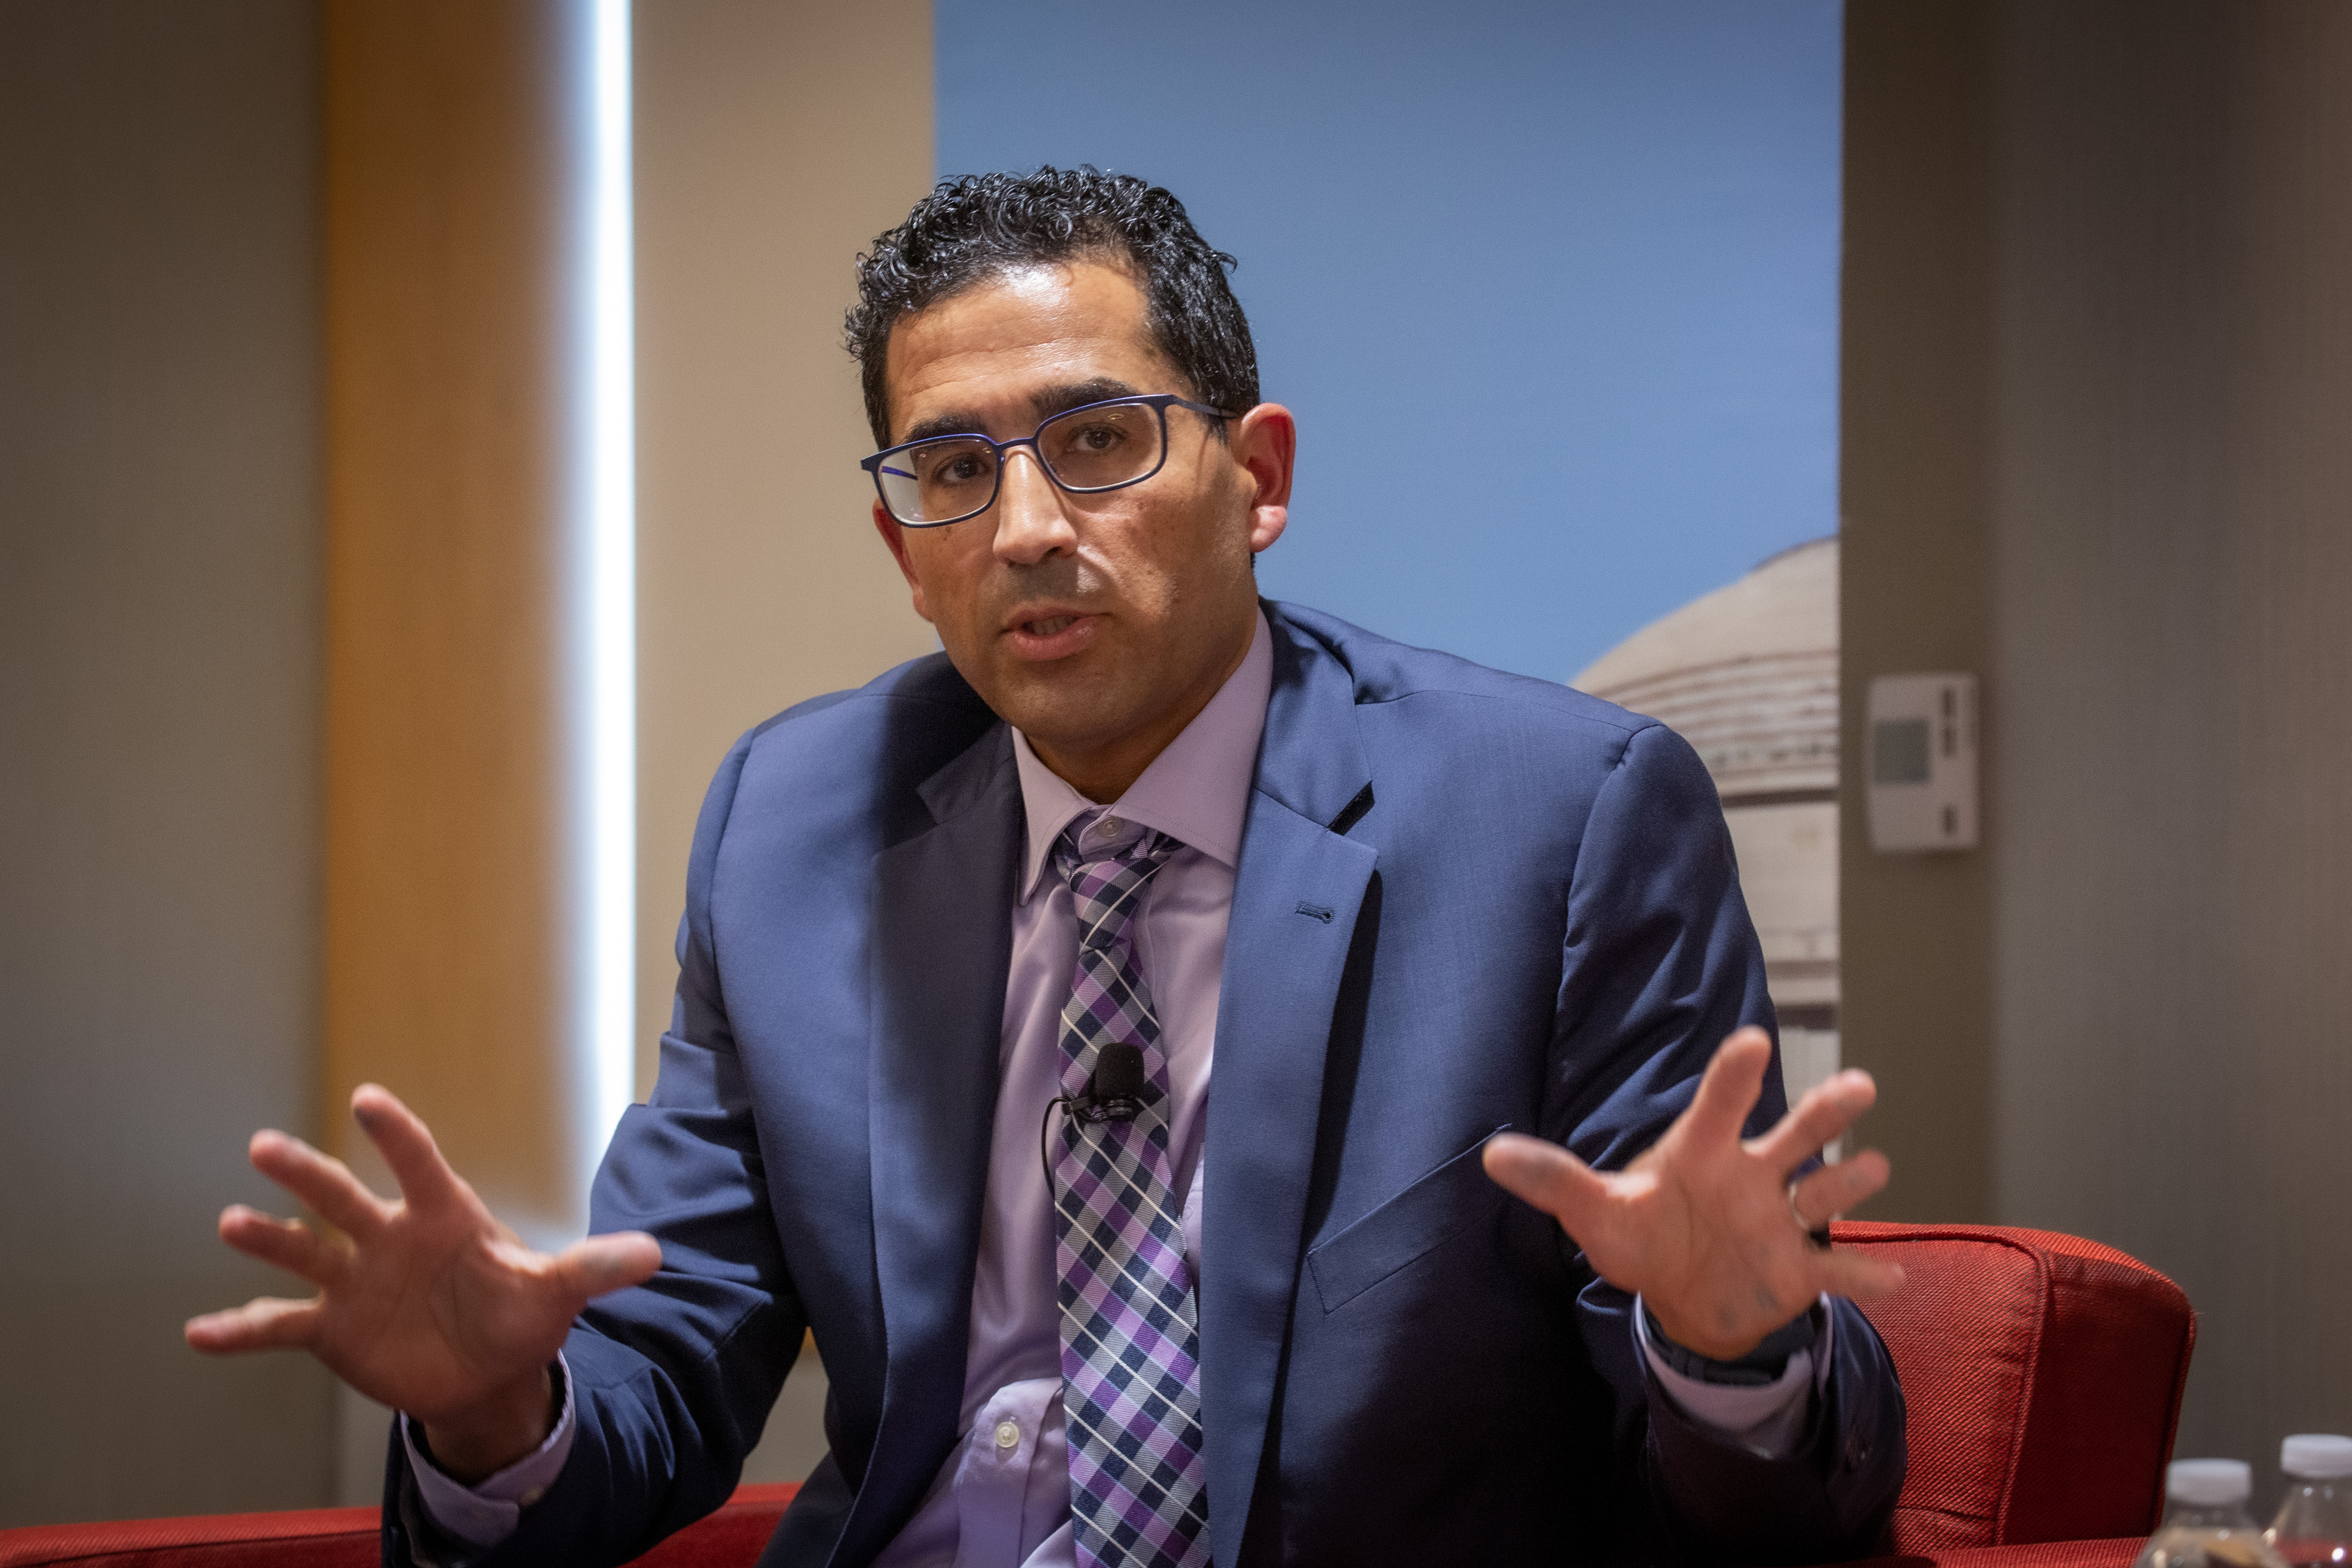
[1483,1027,1904,1361]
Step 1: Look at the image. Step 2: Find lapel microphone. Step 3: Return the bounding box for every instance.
[1084,1043,1147,1118]
[1040,1042,1151,1184]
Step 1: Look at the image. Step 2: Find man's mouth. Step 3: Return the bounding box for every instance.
[1002,609,1100,660]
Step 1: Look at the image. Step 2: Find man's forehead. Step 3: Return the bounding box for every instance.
[881,261,1176,439]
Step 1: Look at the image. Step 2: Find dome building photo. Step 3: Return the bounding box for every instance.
[1571,536,1841,1109]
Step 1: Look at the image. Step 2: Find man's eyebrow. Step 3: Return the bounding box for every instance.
[898,409,992,447]
[1031,378,1142,419]
[894,378,1146,448]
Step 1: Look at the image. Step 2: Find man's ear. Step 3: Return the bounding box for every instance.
[872,501,934,623]
[1232,403,1296,554]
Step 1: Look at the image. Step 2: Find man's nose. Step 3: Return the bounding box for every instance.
[991,449,1077,566]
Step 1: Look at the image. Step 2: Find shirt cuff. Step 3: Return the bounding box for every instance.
[1633,1294,1833,1460]
[402,1353,577,1550]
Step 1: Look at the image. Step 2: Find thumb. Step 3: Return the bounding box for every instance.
[551,1231,662,1303]
[1483,1133,1610,1235]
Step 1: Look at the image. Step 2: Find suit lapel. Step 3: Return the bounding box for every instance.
[1200,609,1377,1564]
[837,724,1022,1565]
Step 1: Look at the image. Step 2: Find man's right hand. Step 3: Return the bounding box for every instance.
[186,1084,662,1481]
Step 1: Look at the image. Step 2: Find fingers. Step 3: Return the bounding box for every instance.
[218,1204,350,1288]
[184,1294,323,1355]
[247,1129,387,1240]
[1482,1133,1615,1238]
[1789,1149,1890,1230]
[1752,1066,1880,1174]
[1680,1027,1774,1148]
[549,1232,663,1304]
[351,1084,465,1213]
[1815,1246,1907,1302]
[1792,1148,1903,1300]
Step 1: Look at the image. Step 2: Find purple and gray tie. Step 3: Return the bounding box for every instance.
[1050,814,1211,1568]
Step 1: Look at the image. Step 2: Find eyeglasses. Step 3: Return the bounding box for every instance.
[860,393,1237,528]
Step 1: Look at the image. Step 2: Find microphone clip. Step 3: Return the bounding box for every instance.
[1040,1042,1152,1184]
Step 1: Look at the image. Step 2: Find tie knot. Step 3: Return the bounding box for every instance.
[1054,815,1179,949]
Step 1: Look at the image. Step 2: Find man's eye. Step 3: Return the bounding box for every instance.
[1060,423,1124,454]
[917,447,990,485]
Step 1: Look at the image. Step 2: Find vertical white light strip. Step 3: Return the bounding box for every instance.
[578,0,635,1194]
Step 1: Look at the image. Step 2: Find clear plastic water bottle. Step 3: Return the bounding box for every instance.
[2267,1436,2352,1568]
[2135,1460,2290,1568]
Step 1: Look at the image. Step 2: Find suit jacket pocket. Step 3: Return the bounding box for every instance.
[1306,1125,1514,1313]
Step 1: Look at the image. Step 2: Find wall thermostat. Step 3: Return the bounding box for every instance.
[1866,673,1979,852]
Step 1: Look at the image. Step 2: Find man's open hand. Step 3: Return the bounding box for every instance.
[185,1085,660,1478]
[1483,1027,1903,1361]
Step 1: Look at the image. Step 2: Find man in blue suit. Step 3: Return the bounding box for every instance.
[193,169,1906,1567]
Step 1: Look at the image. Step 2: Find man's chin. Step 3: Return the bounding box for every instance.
[979,672,1130,754]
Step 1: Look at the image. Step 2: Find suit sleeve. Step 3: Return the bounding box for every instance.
[383,728,808,1568]
[1542,721,1907,1564]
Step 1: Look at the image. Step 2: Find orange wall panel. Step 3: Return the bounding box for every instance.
[321,0,584,1230]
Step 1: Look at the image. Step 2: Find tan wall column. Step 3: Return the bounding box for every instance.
[323,0,589,1234]
[634,0,937,1093]
[1839,0,1997,1223]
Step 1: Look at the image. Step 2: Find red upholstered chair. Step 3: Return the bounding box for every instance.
[0,1225,2193,1568]
[1834,1221,2196,1561]
[0,1485,800,1568]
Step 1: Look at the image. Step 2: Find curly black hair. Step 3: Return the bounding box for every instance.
[845,167,1260,448]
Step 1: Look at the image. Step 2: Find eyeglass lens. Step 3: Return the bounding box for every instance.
[876,400,1165,524]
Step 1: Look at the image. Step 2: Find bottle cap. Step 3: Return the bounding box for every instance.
[2169,1459,2252,1505]
[2283,1436,2352,1480]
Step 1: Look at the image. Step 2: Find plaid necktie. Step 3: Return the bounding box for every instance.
[1049,814,1211,1568]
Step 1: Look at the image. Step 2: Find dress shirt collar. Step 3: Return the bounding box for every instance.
[1012,608,1273,903]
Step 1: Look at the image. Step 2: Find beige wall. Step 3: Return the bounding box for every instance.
[633,0,937,1095]
[1985,0,2352,1481]
[1846,0,2352,1481]
[0,0,333,1527]
[633,0,938,1483]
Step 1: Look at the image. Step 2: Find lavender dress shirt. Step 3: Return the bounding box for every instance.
[408,610,1820,1562]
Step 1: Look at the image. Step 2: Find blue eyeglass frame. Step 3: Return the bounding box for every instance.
[859,392,1238,528]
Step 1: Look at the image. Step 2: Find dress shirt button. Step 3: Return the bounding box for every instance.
[1095,815,1124,838]
[995,1419,1021,1450]
[520,1485,547,1506]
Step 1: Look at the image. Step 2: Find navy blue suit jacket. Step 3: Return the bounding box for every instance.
[386,601,1905,1567]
